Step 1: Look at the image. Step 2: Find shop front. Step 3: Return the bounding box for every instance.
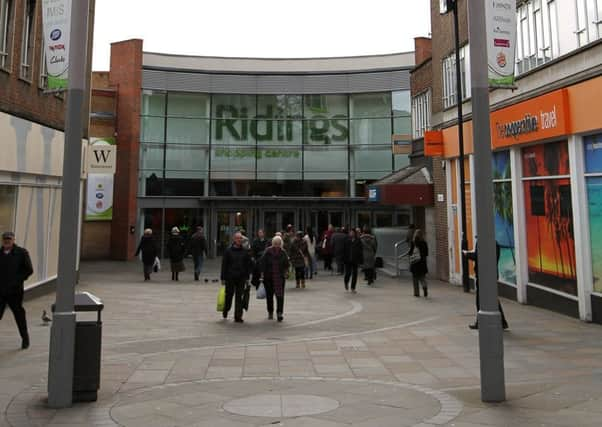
[435,76,602,322]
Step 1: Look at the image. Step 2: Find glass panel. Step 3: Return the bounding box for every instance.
[0,185,16,232]
[351,147,391,180]
[587,176,602,293]
[141,90,166,116]
[523,178,576,294]
[303,148,348,179]
[256,146,302,180]
[139,170,163,196]
[304,117,348,145]
[350,118,390,145]
[493,150,511,180]
[212,118,255,145]
[140,143,164,170]
[166,118,210,144]
[350,92,391,118]
[584,134,602,174]
[165,145,209,171]
[163,172,205,196]
[494,181,516,283]
[393,116,411,135]
[392,90,411,116]
[257,95,302,118]
[212,94,256,117]
[522,141,570,177]
[395,154,410,170]
[211,146,255,179]
[302,180,348,197]
[250,180,305,196]
[253,119,302,145]
[304,94,347,117]
[167,92,209,117]
[140,117,164,143]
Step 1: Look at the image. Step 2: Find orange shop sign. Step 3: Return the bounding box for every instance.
[490,89,570,149]
[424,130,444,156]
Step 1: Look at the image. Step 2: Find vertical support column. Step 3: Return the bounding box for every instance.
[510,147,528,304]
[568,135,593,321]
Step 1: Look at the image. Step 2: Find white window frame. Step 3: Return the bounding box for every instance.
[39,47,47,89]
[516,0,558,75]
[411,89,431,140]
[20,0,35,81]
[575,0,590,46]
[442,44,470,110]
[0,0,12,70]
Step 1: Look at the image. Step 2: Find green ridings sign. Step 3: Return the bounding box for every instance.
[214,105,348,144]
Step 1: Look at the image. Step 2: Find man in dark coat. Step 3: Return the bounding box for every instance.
[464,240,508,330]
[221,232,253,323]
[0,232,33,349]
[251,229,269,288]
[343,229,364,293]
[135,229,158,281]
[189,226,208,281]
[331,227,347,275]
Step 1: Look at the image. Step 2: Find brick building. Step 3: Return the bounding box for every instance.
[0,0,95,288]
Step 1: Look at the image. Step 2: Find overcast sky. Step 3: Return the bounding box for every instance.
[92,0,431,70]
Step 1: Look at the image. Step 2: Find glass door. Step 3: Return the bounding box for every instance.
[216,211,247,256]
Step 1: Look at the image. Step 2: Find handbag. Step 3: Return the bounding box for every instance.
[153,257,161,273]
[216,286,226,312]
[409,250,421,265]
[256,282,266,299]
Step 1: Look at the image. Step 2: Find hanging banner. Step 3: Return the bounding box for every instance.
[486,0,517,88]
[86,174,114,221]
[42,0,72,90]
[88,137,117,174]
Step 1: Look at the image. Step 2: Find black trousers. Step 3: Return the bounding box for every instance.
[365,268,376,283]
[412,274,427,296]
[475,280,507,326]
[323,254,333,271]
[344,263,359,290]
[0,292,29,340]
[335,256,344,274]
[264,280,285,315]
[224,280,246,320]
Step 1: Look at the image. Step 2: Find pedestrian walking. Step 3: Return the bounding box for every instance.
[134,229,158,281]
[220,232,253,323]
[290,231,309,288]
[332,227,347,275]
[409,229,429,297]
[258,235,290,322]
[189,226,208,281]
[320,224,334,272]
[360,227,378,285]
[463,240,509,330]
[251,229,269,288]
[0,231,33,349]
[167,227,186,281]
[303,226,317,279]
[343,228,363,293]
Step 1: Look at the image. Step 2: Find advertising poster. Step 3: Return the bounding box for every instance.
[522,142,576,295]
[41,0,71,90]
[486,0,517,88]
[584,134,602,293]
[492,151,516,284]
[86,174,113,221]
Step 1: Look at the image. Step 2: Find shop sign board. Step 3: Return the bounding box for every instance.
[486,0,517,88]
[392,134,412,155]
[42,0,71,90]
[424,130,444,156]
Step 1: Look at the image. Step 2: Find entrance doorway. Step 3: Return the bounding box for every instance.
[262,211,297,237]
[312,211,344,237]
[217,211,248,255]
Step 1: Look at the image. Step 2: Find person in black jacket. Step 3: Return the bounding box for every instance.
[463,240,508,330]
[343,228,364,293]
[189,226,208,281]
[167,227,186,281]
[135,229,158,281]
[409,229,429,297]
[221,232,253,323]
[0,232,33,349]
[258,235,290,321]
[251,229,269,288]
[332,227,347,275]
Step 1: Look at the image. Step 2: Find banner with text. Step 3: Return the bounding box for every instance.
[486,0,517,88]
[42,0,71,90]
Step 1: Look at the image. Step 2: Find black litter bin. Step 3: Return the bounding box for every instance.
[52,292,104,402]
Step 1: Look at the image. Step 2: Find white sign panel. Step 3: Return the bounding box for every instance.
[486,0,517,88]
[42,0,72,90]
[88,137,116,174]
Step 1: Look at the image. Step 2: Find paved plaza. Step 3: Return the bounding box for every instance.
[1,259,602,426]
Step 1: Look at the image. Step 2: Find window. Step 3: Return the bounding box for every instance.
[596,0,602,39]
[20,0,35,81]
[442,44,470,109]
[492,151,515,284]
[0,0,13,70]
[516,0,558,75]
[575,0,590,46]
[412,90,431,139]
[39,48,47,89]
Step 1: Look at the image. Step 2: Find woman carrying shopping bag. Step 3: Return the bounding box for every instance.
[134,229,158,281]
[258,235,290,322]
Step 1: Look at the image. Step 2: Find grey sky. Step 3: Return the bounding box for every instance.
[92,0,431,71]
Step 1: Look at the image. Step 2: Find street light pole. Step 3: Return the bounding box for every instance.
[467,0,506,402]
[448,0,470,292]
[48,0,90,409]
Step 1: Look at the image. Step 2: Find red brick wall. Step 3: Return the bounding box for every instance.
[109,39,143,260]
[414,37,432,67]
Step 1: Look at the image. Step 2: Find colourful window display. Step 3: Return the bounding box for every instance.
[492,151,516,284]
[584,134,602,294]
[522,142,577,295]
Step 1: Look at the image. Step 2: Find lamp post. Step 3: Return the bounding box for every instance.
[443,0,470,292]
[48,0,90,408]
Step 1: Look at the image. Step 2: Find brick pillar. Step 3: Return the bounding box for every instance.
[414,37,432,65]
[109,39,143,260]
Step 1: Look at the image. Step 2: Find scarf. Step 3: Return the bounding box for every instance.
[270,247,284,298]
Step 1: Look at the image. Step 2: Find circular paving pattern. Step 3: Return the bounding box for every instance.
[223,393,340,417]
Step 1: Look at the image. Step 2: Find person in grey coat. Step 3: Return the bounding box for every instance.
[360,228,378,285]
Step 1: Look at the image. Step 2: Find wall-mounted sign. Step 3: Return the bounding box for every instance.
[368,187,380,202]
[86,174,113,221]
[486,0,517,88]
[88,137,116,174]
[41,0,71,90]
[424,130,444,157]
[392,134,412,155]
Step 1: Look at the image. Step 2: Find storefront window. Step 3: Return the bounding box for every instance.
[493,150,516,284]
[350,92,391,118]
[303,147,348,180]
[522,142,576,295]
[258,95,302,118]
[140,143,164,170]
[211,146,255,180]
[167,92,209,117]
[304,94,348,146]
[140,117,165,143]
[141,90,166,116]
[350,118,390,145]
[351,147,392,180]
[0,186,16,232]
[256,146,302,180]
[584,134,602,293]
[166,118,210,144]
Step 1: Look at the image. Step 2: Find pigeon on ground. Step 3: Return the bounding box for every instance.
[41,310,52,324]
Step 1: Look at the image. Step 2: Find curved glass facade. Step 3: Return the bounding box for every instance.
[139,90,411,198]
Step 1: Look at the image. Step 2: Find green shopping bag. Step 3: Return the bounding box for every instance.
[217,286,226,312]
